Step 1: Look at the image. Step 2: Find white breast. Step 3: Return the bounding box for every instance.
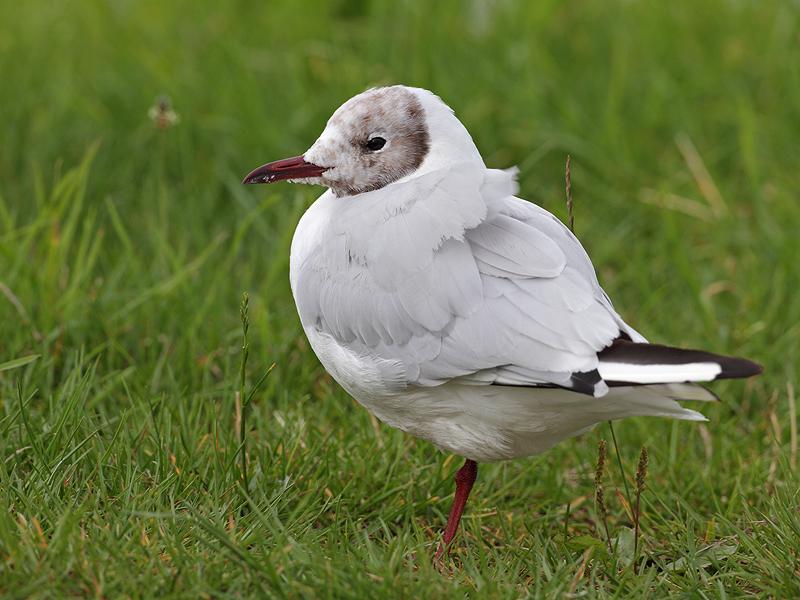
[289,192,410,401]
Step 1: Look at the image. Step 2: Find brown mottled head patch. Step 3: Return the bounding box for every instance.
[303,86,431,196]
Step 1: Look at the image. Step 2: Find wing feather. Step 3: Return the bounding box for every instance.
[468,214,566,278]
[292,164,628,395]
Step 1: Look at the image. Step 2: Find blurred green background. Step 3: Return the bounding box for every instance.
[1,0,798,597]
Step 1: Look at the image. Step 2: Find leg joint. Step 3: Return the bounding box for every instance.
[454,459,478,486]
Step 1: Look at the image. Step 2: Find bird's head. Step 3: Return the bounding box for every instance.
[242,85,484,197]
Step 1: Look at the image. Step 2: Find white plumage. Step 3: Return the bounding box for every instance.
[242,85,759,463]
[289,156,714,461]
[242,84,761,556]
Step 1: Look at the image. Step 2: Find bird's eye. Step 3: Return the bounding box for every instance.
[365,136,386,151]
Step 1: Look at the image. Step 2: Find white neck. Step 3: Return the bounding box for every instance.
[408,88,485,177]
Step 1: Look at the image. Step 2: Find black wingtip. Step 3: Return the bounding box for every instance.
[716,356,763,380]
[569,369,604,395]
[598,339,763,381]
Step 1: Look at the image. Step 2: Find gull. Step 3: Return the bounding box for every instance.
[242,85,762,559]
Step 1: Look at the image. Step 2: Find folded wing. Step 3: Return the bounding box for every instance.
[294,163,644,396]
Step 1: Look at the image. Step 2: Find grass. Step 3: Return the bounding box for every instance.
[1,0,799,596]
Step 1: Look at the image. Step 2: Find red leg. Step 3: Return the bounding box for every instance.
[434,458,478,561]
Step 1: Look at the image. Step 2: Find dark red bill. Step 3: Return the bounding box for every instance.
[242,155,328,185]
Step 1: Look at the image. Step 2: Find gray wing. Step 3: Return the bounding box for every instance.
[293,164,643,397]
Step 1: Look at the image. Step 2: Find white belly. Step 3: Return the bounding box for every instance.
[304,327,609,462]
